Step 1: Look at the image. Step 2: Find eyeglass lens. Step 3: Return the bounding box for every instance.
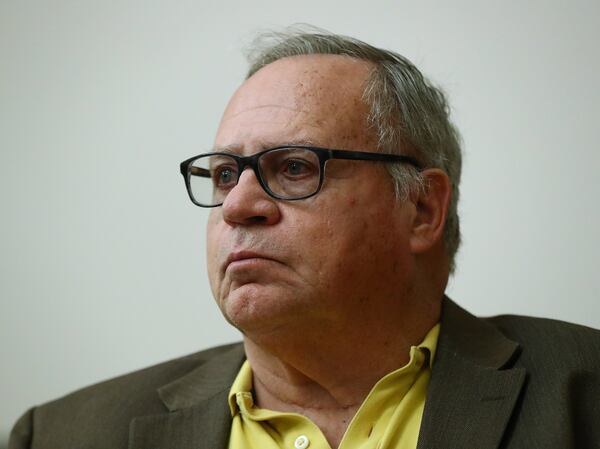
[188,148,322,206]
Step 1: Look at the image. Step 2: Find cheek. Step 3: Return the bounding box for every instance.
[337,196,408,275]
[205,213,223,292]
[294,197,371,279]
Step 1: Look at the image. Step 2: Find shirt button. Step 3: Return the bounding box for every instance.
[294,435,310,449]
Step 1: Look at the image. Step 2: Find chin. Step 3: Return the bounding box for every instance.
[219,285,298,335]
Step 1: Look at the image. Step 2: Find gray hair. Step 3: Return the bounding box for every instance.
[245,27,462,273]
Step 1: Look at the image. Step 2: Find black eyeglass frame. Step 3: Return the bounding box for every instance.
[179,145,423,208]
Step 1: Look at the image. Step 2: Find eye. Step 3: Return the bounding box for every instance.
[258,148,320,188]
[212,165,238,188]
[285,159,311,176]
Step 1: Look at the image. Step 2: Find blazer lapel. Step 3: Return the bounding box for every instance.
[417,299,526,449]
[129,344,246,449]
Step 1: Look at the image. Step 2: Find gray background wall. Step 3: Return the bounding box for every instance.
[1,0,599,443]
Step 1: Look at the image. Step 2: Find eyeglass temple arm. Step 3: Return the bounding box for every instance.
[188,166,211,178]
[328,150,421,169]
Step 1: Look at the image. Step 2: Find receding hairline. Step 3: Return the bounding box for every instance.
[243,53,379,104]
[234,52,376,99]
[219,53,382,150]
[248,52,376,74]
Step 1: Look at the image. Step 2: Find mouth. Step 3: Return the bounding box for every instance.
[223,250,278,272]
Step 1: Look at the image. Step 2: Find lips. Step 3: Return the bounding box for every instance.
[223,250,277,272]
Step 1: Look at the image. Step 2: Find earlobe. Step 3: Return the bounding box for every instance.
[409,169,451,254]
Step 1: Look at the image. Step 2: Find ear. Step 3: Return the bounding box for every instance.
[409,169,452,254]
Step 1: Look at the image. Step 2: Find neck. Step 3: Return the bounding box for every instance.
[242,294,441,448]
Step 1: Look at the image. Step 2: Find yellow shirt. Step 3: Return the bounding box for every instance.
[227,323,440,449]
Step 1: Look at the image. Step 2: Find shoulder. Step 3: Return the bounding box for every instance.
[9,342,243,449]
[481,314,600,444]
[39,342,243,414]
[483,313,600,429]
[437,303,600,445]
[484,314,600,370]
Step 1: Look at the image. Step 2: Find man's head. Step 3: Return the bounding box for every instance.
[202,29,460,342]
[245,30,463,270]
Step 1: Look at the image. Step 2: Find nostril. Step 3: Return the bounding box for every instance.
[247,215,268,224]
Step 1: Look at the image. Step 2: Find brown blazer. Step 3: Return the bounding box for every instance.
[9,299,600,449]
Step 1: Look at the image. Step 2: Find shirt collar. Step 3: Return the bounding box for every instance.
[228,322,440,416]
[228,358,254,416]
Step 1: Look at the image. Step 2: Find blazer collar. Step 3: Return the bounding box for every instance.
[158,344,246,412]
[129,344,245,449]
[438,297,520,369]
[416,297,526,449]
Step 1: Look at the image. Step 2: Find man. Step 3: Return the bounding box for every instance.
[9,29,600,449]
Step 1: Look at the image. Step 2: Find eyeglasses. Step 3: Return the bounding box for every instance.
[180,145,422,207]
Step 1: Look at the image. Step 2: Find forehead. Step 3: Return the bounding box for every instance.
[215,54,376,151]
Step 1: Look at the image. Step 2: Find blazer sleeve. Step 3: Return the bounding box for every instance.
[8,408,34,449]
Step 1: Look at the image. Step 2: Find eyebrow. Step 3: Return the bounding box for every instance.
[210,144,242,154]
[211,139,319,154]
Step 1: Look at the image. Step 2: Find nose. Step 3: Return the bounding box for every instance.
[221,168,281,226]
